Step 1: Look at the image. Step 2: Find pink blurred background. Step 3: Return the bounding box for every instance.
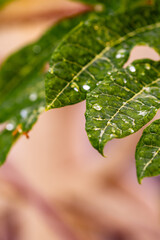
[0,1,160,239]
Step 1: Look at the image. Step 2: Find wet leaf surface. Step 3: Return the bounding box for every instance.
[136,119,160,183]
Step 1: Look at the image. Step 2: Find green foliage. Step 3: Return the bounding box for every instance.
[0,13,91,165]
[136,119,160,183]
[45,7,160,110]
[0,0,14,8]
[0,0,160,182]
[86,60,160,154]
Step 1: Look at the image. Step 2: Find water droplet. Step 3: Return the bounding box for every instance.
[143,87,150,92]
[96,81,102,86]
[122,118,129,124]
[70,82,79,92]
[20,109,28,119]
[93,103,102,111]
[74,87,79,92]
[29,92,37,102]
[129,65,136,72]
[32,45,41,54]
[116,54,122,59]
[145,63,151,70]
[83,84,90,91]
[6,123,15,131]
[123,78,127,84]
[129,128,134,133]
[49,68,54,74]
[110,134,116,138]
[116,49,126,59]
[138,110,147,116]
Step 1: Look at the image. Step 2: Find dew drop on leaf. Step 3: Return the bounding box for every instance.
[93,103,102,111]
[20,109,28,119]
[83,84,90,91]
[29,92,37,102]
[6,123,15,131]
[129,65,136,72]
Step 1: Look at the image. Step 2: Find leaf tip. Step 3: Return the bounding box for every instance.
[45,105,51,111]
[97,144,106,157]
[137,177,142,184]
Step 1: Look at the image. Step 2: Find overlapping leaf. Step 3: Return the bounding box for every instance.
[86,60,160,154]
[45,6,160,110]
[136,119,160,183]
[0,12,91,165]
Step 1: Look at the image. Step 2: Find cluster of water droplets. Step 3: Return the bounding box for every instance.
[116,49,127,59]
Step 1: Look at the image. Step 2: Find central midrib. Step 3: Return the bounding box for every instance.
[99,77,160,145]
[140,146,160,178]
[47,21,160,109]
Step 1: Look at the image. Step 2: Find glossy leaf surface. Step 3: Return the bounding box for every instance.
[86,60,160,154]
[0,13,90,165]
[45,7,160,110]
[136,119,160,183]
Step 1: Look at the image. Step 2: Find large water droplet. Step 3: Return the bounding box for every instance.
[123,78,127,84]
[138,110,147,116]
[29,92,37,102]
[128,128,134,133]
[96,81,102,86]
[145,63,151,70]
[116,49,126,59]
[20,109,28,119]
[83,84,90,91]
[93,103,102,111]
[129,65,136,72]
[6,123,15,131]
[74,87,78,92]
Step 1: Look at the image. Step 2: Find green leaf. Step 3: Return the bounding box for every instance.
[0,129,18,165]
[85,60,160,154]
[136,119,160,183]
[45,6,160,110]
[0,0,14,8]
[0,12,90,165]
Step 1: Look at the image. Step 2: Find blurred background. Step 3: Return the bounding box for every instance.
[0,0,160,239]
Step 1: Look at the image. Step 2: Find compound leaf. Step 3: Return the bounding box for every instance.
[0,12,90,165]
[136,119,160,183]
